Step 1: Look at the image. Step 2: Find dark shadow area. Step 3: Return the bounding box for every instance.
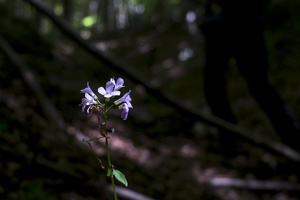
[1,0,300,200]
[201,0,300,154]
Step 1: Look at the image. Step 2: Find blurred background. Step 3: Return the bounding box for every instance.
[1,0,300,199]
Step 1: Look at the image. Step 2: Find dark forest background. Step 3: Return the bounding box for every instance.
[1,0,300,199]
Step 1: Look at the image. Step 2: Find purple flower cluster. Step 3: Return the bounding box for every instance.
[80,78,132,120]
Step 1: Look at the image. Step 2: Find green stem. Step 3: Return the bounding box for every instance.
[103,114,118,200]
[105,136,118,200]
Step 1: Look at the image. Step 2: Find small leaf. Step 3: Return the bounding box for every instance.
[107,168,113,177]
[113,169,128,187]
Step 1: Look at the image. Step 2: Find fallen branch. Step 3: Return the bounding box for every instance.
[207,177,300,191]
[23,0,300,163]
[107,185,156,200]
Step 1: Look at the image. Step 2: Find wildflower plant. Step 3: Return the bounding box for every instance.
[80,78,132,200]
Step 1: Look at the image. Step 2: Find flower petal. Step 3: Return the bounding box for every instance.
[126,101,133,108]
[111,91,121,96]
[106,81,115,94]
[85,93,93,100]
[121,104,129,120]
[110,78,116,85]
[98,87,106,95]
[87,106,91,113]
[81,104,86,112]
[115,78,124,90]
[114,90,132,106]
[81,82,96,97]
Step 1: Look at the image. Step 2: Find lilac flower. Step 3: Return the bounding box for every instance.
[80,82,96,99]
[120,103,130,120]
[80,82,98,113]
[114,90,132,120]
[113,78,125,91]
[114,91,132,107]
[81,93,97,113]
[98,78,124,98]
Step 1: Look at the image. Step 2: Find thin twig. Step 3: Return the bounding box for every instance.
[83,140,105,169]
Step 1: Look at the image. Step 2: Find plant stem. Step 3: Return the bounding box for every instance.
[105,136,118,200]
[102,113,118,200]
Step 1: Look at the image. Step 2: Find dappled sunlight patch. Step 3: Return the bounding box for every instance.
[191,163,226,184]
[73,129,159,167]
[162,58,176,69]
[72,123,204,169]
[108,135,153,165]
[166,66,186,79]
[80,30,91,39]
[178,47,194,61]
[190,160,300,199]
[68,127,106,155]
[96,40,119,51]
[178,144,199,158]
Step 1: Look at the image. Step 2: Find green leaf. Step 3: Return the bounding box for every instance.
[113,169,128,187]
[107,168,113,177]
